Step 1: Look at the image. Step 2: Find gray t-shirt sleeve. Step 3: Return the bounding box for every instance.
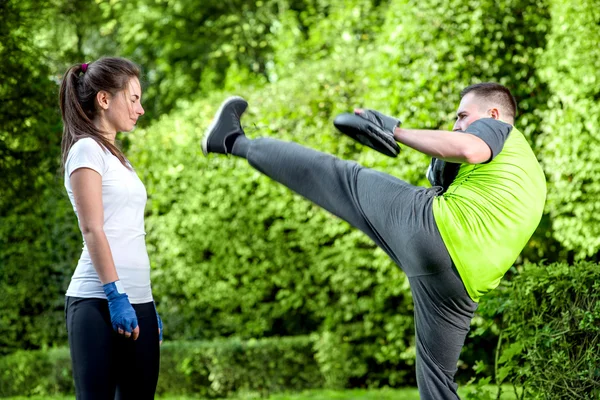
[463,118,513,162]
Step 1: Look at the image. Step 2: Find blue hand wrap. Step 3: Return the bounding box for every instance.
[103,281,138,334]
[154,302,163,342]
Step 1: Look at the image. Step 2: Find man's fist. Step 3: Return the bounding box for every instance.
[333,109,401,157]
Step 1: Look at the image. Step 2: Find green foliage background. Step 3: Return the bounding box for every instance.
[1,0,599,392]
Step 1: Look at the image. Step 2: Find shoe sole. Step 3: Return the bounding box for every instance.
[202,95,247,156]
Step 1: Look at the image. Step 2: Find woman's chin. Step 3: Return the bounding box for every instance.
[120,124,136,133]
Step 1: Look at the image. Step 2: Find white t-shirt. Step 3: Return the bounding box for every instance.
[64,138,153,304]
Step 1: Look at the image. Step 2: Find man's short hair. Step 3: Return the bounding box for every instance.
[461,82,517,121]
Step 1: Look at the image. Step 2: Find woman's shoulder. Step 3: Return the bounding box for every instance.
[70,137,106,154]
[65,137,111,176]
[67,138,112,163]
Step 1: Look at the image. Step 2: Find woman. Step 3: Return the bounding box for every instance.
[60,57,162,399]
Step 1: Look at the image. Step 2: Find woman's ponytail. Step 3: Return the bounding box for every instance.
[59,58,140,171]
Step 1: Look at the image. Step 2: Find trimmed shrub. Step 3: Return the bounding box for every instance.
[0,336,321,398]
[123,0,555,386]
[538,0,600,258]
[157,335,323,397]
[475,262,600,399]
[0,347,72,397]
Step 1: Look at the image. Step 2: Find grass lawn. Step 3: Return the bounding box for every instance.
[238,388,420,399]
[3,385,521,400]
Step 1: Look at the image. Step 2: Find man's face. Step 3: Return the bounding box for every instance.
[453,92,490,131]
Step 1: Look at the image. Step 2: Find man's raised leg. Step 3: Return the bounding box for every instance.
[203,97,477,399]
[202,97,423,264]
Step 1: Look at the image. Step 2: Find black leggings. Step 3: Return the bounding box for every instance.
[65,297,160,400]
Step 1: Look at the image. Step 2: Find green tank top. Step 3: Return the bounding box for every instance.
[432,127,546,302]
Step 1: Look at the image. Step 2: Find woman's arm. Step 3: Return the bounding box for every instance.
[70,167,119,284]
[70,167,139,340]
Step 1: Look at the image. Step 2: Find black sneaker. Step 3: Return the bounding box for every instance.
[202,96,248,155]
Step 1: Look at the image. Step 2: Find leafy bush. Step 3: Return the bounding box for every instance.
[0,0,78,356]
[128,75,418,386]
[7,2,600,391]
[538,0,600,258]
[0,336,321,398]
[158,336,323,397]
[126,0,559,378]
[475,262,600,399]
[0,347,72,397]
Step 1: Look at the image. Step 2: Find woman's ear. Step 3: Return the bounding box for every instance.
[96,90,111,110]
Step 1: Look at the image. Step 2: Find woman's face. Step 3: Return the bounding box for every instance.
[103,77,145,133]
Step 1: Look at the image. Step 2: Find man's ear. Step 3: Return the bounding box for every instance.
[96,90,111,110]
[488,107,500,120]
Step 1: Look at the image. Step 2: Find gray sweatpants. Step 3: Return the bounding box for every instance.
[239,138,477,399]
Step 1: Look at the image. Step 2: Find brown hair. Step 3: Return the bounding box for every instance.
[460,82,517,122]
[59,57,141,170]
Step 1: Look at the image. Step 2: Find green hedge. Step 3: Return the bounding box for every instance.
[474,261,600,399]
[0,336,322,398]
[120,0,557,386]
[538,0,600,258]
[2,260,599,398]
[157,336,323,397]
[4,0,600,392]
[0,347,72,397]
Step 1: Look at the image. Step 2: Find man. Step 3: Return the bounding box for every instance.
[201,83,546,399]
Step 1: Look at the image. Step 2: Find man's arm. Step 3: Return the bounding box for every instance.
[393,128,492,164]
